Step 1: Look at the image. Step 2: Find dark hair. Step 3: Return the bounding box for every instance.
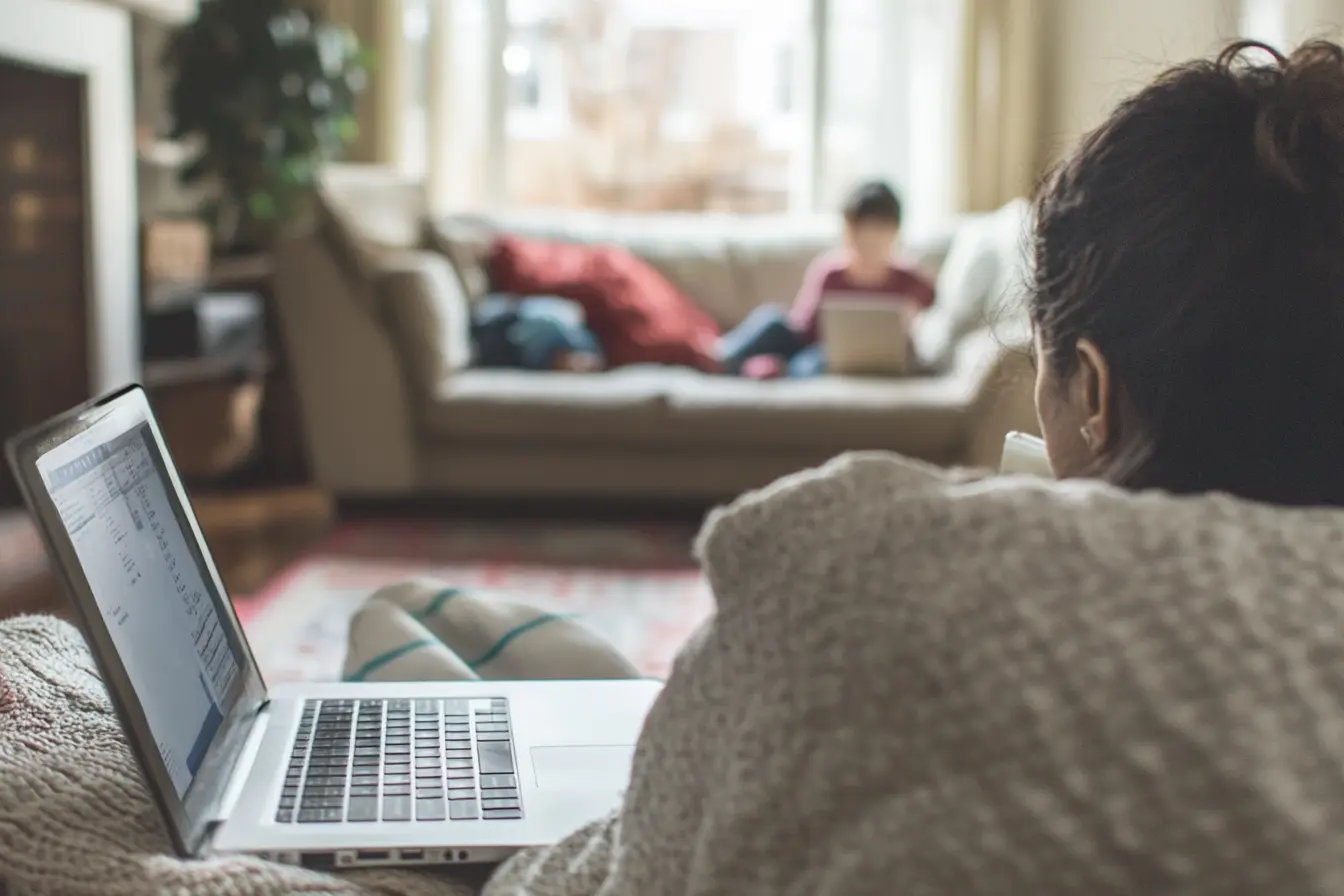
[842,180,903,226]
[1030,39,1344,507]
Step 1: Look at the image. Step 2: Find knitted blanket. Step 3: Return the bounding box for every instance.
[6,452,1344,894]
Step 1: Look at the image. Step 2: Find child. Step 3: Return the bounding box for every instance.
[718,180,936,377]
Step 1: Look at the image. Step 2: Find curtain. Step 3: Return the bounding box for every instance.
[319,0,405,166]
[956,0,1044,212]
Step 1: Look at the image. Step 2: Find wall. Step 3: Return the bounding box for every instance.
[1244,0,1344,44]
[1038,0,1241,164]
[1039,0,1344,167]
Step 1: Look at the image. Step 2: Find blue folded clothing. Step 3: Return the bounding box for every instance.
[472,294,604,370]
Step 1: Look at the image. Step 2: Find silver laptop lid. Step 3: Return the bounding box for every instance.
[4,385,267,857]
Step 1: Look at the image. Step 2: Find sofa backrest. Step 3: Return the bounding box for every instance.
[313,163,983,332]
[319,164,426,249]
[448,210,837,328]
[429,209,958,329]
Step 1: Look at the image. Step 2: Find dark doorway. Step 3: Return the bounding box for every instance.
[0,59,89,505]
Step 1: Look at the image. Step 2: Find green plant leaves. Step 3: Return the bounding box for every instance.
[162,0,370,246]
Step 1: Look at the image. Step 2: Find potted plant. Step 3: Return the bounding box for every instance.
[163,0,371,251]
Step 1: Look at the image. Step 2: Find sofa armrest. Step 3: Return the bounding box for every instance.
[376,250,473,393]
[952,327,1040,470]
[272,232,419,494]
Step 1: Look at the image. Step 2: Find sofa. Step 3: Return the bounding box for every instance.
[271,166,1039,502]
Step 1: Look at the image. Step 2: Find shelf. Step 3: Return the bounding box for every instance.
[142,351,273,389]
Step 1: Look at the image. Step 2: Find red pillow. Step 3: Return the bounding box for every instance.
[488,235,722,371]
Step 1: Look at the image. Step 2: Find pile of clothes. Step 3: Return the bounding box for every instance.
[470,295,605,373]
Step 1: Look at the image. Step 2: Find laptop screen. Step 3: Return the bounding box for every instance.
[35,412,245,798]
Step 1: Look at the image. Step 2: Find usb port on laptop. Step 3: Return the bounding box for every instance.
[400,849,424,861]
[356,850,391,862]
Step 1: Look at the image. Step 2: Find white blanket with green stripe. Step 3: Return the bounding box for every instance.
[342,579,641,684]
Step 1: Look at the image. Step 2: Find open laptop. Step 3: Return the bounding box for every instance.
[5,384,661,870]
[820,297,920,376]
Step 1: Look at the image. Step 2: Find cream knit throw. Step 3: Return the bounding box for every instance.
[5,452,1344,893]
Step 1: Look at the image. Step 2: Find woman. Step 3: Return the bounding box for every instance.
[1031,38,1344,506]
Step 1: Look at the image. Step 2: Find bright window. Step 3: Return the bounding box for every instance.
[403,0,961,223]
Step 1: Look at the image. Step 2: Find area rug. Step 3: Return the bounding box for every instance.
[237,519,713,684]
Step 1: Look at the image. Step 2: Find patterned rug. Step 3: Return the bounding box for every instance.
[236,519,713,684]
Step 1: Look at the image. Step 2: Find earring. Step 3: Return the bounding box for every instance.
[1080,426,1095,449]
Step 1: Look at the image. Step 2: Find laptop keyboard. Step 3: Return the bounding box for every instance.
[274,698,523,824]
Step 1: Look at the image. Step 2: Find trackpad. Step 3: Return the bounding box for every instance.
[531,745,635,790]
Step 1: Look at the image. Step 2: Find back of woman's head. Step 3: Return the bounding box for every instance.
[1031,40,1344,506]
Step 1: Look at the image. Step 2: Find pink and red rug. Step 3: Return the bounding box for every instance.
[236,519,713,684]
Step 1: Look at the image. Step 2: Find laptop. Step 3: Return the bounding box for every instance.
[5,384,661,870]
[820,296,920,376]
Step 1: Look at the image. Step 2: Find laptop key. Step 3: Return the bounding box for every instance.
[350,785,379,797]
[449,800,479,820]
[447,778,475,790]
[447,787,475,799]
[482,797,520,811]
[478,743,514,775]
[275,809,294,823]
[416,797,446,821]
[480,774,517,790]
[382,796,412,821]
[346,797,379,822]
[483,808,523,821]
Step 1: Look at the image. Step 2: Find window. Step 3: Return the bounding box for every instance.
[403,0,961,222]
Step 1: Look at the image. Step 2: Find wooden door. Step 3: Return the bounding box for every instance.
[0,61,89,505]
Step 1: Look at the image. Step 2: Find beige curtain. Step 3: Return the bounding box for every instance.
[956,0,1044,212]
[320,0,405,166]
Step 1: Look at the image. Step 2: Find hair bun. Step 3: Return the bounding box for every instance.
[1240,40,1344,195]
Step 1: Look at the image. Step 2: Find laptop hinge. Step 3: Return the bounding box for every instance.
[207,699,273,826]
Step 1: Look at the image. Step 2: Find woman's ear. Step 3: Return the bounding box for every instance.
[1074,338,1112,452]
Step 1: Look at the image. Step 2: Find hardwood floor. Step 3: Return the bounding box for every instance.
[0,487,334,623]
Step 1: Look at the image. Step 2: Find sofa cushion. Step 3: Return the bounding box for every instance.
[727,228,837,326]
[377,251,473,394]
[660,374,968,456]
[913,199,1031,371]
[422,367,693,442]
[488,235,722,371]
[614,232,739,329]
[425,214,494,301]
[422,367,975,458]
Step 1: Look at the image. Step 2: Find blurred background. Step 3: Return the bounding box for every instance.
[0,0,1340,681]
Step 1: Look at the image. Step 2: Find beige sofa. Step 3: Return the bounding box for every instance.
[272,167,1039,501]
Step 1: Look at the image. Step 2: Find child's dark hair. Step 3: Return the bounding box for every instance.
[1031,40,1344,507]
[842,180,902,226]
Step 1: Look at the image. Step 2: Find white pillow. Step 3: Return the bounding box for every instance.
[912,213,1001,371]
